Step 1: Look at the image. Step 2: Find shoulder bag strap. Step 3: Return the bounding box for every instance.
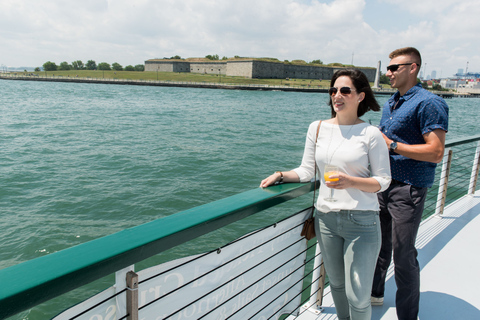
[312,121,321,208]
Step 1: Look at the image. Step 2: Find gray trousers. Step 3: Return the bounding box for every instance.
[316,210,381,320]
[372,181,427,320]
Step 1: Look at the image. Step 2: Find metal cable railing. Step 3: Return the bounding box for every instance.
[423,139,480,219]
[138,220,308,319]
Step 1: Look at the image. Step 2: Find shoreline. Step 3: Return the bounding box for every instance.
[0,74,457,98]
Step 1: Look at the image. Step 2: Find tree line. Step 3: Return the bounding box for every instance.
[39,60,145,72]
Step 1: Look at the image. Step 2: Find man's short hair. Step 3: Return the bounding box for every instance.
[389,47,422,67]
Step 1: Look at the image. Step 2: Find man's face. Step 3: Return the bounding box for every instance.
[386,55,416,89]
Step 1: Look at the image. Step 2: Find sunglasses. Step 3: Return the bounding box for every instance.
[386,63,415,72]
[329,86,356,96]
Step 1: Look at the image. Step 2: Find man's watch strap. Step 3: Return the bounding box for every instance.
[389,141,398,152]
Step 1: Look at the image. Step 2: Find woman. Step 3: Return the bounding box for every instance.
[260,69,391,320]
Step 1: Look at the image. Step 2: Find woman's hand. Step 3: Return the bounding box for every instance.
[325,172,381,193]
[260,172,282,188]
[325,172,353,189]
[260,171,301,188]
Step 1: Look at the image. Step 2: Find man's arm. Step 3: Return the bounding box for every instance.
[383,129,446,163]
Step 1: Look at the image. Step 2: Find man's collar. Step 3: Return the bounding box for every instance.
[403,83,422,98]
[394,83,422,100]
[389,83,422,109]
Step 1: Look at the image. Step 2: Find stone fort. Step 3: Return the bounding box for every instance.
[144,59,376,82]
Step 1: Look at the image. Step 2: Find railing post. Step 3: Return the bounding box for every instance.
[316,259,326,307]
[468,141,480,195]
[307,242,326,309]
[126,271,139,320]
[435,148,453,216]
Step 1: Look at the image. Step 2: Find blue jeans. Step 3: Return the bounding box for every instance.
[315,210,381,320]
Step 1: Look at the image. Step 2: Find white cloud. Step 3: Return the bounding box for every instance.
[373,0,480,76]
[1,0,479,77]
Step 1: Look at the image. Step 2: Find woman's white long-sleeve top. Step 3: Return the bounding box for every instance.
[293,120,391,213]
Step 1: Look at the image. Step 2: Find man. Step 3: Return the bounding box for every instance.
[371,47,449,320]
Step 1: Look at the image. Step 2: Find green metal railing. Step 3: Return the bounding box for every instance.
[0,183,315,319]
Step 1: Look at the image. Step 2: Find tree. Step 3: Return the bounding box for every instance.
[112,62,123,71]
[170,55,181,59]
[98,62,111,70]
[86,60,97,70]
[310,59,323,65]
[379,74,390,85]
[72,60,84,70]
[59,61,71,70]
[124,65,135,71]
[205,54,219,60]
[134,64,144,71]
[34,67,40,72]
[43,61,58,71]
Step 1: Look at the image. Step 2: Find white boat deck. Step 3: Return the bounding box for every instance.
[299,191,480,320]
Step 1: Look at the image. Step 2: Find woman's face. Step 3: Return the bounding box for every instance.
[330,76,364,117]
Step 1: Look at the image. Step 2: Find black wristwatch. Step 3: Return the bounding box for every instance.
[389,141,398,152]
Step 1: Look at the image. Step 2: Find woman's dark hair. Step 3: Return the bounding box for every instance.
[328,68,381,118]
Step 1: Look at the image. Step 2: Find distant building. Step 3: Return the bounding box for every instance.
[440,78,480,94]
[440,79,466,90]
[457,79,480,94]
[431,70,437,79]
[144,59,377,82]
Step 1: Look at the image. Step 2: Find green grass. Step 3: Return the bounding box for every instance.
[15,70,334,87]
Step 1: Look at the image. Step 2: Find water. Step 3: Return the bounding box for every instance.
[1,79,478,319]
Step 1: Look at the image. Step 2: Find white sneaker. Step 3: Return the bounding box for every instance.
[371,296,384,306]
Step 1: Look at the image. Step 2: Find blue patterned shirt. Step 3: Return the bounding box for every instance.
[379,83,449,188]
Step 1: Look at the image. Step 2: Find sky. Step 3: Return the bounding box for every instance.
[1,0,479,78]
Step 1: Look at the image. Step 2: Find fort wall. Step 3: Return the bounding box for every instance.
[145,59,376,82]
[189,62,227,75]
[146,61,191,73]
[226,61,254,78]
[251,61,284,79]
[283,64,336,80]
